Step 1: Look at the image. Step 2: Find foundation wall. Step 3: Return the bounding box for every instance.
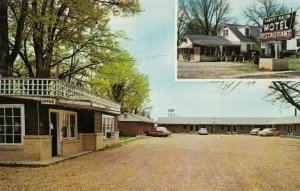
[60,138,82,157]
[0,135,51,162]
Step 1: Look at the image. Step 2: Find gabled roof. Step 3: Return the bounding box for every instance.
[187,35,234,46]
[226,24,260,42]
[157,116,300,125]
[118,113,155,123]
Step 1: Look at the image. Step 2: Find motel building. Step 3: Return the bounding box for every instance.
[178,12,300,62]
[157,117,300,136]
[0,78,120,162]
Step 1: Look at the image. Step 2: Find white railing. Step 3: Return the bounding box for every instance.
[0,78,120,112]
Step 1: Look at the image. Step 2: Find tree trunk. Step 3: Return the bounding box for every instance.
[0,0,10,77]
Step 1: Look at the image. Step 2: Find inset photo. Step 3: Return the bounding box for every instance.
[177,0,300,79]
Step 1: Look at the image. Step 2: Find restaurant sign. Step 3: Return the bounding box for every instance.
[259,12,296,41]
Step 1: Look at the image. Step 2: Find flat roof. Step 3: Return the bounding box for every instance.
[157,116,300,125]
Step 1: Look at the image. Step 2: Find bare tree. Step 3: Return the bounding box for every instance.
[216,81,300,111]
[177,0,188,46]
[186,0,231,35]
[266,82,300,110]
[243,0,288,27]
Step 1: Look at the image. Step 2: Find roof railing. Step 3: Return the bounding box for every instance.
[0,78,120,111]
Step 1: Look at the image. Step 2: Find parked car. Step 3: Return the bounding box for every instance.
[198,128,208,135]
[258,128,279,136]
[145,127,171,137]
[156,127,172,136]
[271,129,281,136]
[249,128,260,135]
[145,130,168,137]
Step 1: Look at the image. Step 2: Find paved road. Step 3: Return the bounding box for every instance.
[1,135,300,191]
[177,61,300,79]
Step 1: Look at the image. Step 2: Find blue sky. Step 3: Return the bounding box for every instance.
[110,0,298,120]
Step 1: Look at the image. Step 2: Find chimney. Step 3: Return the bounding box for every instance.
[124,113,128,118]
[295,108,297,116]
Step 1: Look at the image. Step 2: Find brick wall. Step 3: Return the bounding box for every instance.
[119,122,138,136]
[259,58,289,71]
[81,133,96,151]
[0,135,51,161]
[60,138,82,157]
[94,111,102,133]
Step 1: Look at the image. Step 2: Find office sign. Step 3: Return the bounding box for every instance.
[259,12,296,41]
[41,99,56,105]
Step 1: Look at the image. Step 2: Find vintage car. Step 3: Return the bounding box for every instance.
[156,127,172,135]
[258,128,273,136]
[145,127,171,137]
[198,128,208,135]
[249,128,260,135]
[258,128,280,136]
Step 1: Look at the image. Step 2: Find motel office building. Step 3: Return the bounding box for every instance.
[157,117,300,136]
[0,78,120,162]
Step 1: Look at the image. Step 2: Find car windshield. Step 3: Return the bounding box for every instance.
[157,127,167,131]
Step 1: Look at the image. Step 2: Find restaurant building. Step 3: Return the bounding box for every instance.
[178,24,260,62]
[0,78,120,162]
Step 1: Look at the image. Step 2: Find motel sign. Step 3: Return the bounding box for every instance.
[259,12,296,41]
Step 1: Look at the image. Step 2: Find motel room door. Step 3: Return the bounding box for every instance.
[287,125,294,135]
[50,111,59,156]
[227,125,237,134]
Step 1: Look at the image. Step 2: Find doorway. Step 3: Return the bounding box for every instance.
[50,112,59,156]
[270,44,275,58]
[288,125,294,136]
[232,125,237,133]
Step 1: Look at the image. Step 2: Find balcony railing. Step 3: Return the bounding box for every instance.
[0,78,120,112]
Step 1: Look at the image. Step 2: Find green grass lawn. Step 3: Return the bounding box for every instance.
[288,58,300,70]
[119,136,135,141]
[232,63,259,73]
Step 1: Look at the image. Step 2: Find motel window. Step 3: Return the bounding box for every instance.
[297,39,300,47]
[102,115,114,139]
[221,126,224,131]
[62,112,77,140]
[0,105,24,145]
[240,126,244,130]
[183,125,186,129]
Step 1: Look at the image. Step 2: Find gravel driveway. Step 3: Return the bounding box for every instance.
[177,61,300,79]
[1,135,300,191]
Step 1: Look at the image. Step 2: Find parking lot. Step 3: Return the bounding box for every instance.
[1,134,300,191]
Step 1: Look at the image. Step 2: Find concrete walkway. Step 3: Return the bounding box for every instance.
[0,151,91,167]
